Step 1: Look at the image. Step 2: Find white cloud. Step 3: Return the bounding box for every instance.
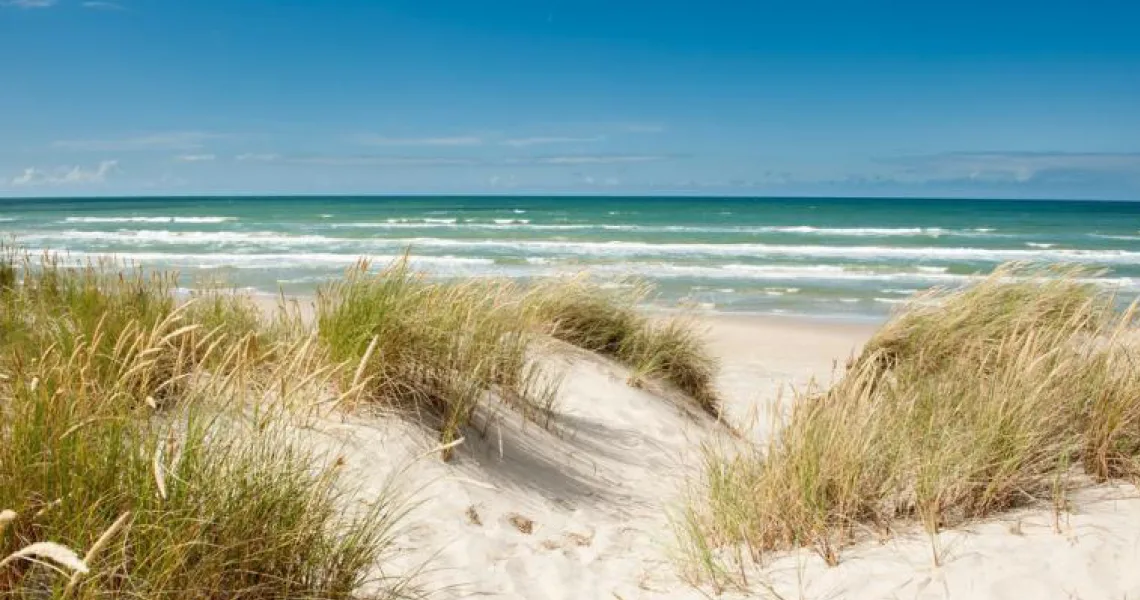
[518,155,668,165]
[622,123,666,134]
[82,1,125,9]
[10,160,118,187]
[235,153,281,162]
[237,154,477,166]
[501,136,605,147]
[53,132,223,152]
[354,135,483,147]
[1,0,56,8]
[175,154,216,162]
[884,152,1140,183]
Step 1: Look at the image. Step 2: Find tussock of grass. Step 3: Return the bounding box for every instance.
[317,259,556,458]
[531,277,720,416]
[0,251,410,598]
[685,265,1140,579]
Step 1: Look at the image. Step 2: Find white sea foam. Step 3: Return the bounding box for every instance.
[33,250,494,270]
[1027,242,1057,248]
[1091,234,1140,241]
[22,231,1140,265]
[13,247,984,286]
[324,222,1005,236]
[29,230,330,245]
[63,216,237,224]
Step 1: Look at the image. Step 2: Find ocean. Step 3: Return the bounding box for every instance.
[2,196,1139,320]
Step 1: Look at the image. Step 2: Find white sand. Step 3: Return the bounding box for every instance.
[297,314,1140,599]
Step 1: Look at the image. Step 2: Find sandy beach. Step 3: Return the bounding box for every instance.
[277,311,1140,600]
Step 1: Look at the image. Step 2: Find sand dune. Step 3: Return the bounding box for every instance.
[283,313,1140,599]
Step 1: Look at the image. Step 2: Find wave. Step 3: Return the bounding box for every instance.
[64,216,237,224]
[22,231,1140,265]
[30,230,330,245]
[20,249,1140,292]
[35,250,494,270]
[1026,242,1056,249]
[323,222,1004,236]
[0,217,15,222]
[1091,234,1140,241]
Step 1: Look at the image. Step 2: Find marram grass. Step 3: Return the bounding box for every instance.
[0,250,409,599]
[0,247,722,596]
[681,265,1140,588]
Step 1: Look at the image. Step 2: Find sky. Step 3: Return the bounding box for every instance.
[2,0,1139,199]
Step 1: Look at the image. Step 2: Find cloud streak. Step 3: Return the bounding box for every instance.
[517,155,670,165]
[82,1,125,9]
[501,136,605,147]
[883,151,1140,183]
[10,160,118,187]
[1,0,56,8]
[353,135,483,147]
[175,154,216,162]
[235,153,673,167]
[54,132,224,152]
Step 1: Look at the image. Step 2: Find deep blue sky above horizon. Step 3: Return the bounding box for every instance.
[2,0,1139,199]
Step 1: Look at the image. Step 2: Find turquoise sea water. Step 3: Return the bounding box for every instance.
[2,196,1139,320]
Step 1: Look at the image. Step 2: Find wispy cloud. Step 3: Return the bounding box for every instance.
[621,123,666,134]
[82,1,125,9]
[10,160,118,187]
[1,0,56,8]
[501,136,605,148]
[353,135,483,147]
[883,151,1140,183]
[517,155,670,165]
[237,154,479,166]
[235,153,281,162]
[175,154,216,162]
[233,152,674,168]
[53,132,224,152]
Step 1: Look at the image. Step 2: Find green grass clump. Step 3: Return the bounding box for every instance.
[0,251,410,598]
[317,259,554,458]
[684,265,1140,581]
[531,277,720,416]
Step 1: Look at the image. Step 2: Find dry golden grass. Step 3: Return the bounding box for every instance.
[316,258,559,459]
[529,276,720,416]
[682,265,1140,587]
[0,247,725,595]
[0,250,411,599]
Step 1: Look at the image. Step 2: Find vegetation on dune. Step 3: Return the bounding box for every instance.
[0,247,724,595]
[682,265,1140,589]
[0,251,409,599]
[530,277,720,417]
[316,258,560,458]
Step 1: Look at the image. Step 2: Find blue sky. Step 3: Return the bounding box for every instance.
[2,0,1139,198]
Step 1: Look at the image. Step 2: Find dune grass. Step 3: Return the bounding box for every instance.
[0,251,411,598]
[316,259,559,459]
[683,266,1140,586]
[529,277,720,416]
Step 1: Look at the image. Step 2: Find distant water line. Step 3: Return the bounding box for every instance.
[2,195,1139,320]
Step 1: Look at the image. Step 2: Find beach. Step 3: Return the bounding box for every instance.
[2,198,1140,599]
[293,310,1140,600]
